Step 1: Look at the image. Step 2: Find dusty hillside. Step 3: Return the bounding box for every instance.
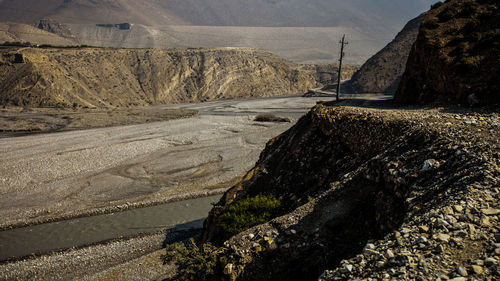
[0,0,186,26]
[345,14,423,94]
[0,47,317,108]
[395,0,500,105]
[0,0,433,29]
[0,0,434,64]
[193,104,499,281]
[0,22,76,46]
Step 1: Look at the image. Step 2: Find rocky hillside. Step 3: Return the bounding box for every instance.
[0,47,317,108]
[395,0,500,105]
[0,22,76,46]
[180,103,500,281]
[345,14,423,94]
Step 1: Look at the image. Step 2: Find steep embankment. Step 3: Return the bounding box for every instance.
[197,104,499,281]
[395,0,500,105]
[0,47,317,108]
[345,14,423,94]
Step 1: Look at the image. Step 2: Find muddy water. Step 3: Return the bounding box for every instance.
[0,195,220,261]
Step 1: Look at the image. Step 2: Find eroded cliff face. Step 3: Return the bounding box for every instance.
[395,0,500,105]
[0,47,317,108]
[199,105,499,281]
[345,14,423,94]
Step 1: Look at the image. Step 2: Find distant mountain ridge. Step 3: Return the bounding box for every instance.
[0,0,437,64]
[0,0,435,29]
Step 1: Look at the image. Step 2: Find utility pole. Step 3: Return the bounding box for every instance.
[336,34,348,101]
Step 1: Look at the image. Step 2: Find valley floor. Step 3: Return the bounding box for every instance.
[3,95,497,280]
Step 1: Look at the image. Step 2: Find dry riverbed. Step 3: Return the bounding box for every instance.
[0,95,342,279]
[0,107,198,137]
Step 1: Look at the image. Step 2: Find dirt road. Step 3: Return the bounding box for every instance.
[0,96,335,229]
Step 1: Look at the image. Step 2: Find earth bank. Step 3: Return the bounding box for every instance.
[192,103,499,281]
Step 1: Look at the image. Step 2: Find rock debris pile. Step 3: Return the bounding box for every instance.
[196,104,499,281]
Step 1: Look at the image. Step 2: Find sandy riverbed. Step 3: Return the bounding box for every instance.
[1,95,401,280]
[0,96,337,229]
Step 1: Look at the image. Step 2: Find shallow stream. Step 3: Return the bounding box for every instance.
[0,195,220,261]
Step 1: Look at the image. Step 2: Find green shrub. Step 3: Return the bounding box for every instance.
[162,238,226,281]
[218,195,281,239]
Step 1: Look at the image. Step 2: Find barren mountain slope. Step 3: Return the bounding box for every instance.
[0,22,76,46]
[0,0,435,29]
[395,0,500,105]
[0,0,186,26]
[0,0,437,65]
[0,47,317,108]
[345,14,423,94]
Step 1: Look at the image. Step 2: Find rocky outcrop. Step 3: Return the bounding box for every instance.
[199,104,499,280]
[395,0,500,105]
[0,47,317,108]
[36,19,78,41]
[345,14,423,94]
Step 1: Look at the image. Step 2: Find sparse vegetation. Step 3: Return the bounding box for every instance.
[162,238,226,281]
[254,113,291,123]
[217,195,281,240]
[0,42,95,49]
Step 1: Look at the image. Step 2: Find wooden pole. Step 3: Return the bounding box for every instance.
[336,34,348,101]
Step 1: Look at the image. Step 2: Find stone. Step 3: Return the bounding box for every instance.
[248,233,255,239]
[433,233,450,243]
[482,208,500,215]
[386,249,395,258]
[419,225,430,233]
[365,243,376,250]
[456,266,468,277]
[345,264,353,272]
[471,265,483,274]
[224,263,234,275]
[453,205,464,213]
[480,216,491,226]
[417,236,428,244]
[484,257,497,267]
[422,159,440,171]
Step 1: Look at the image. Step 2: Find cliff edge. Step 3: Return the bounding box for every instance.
[195,104,499,281]
[395,0,500,105]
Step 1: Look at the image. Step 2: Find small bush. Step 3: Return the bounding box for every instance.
[162,238,226,281]
[254,113,290,123]
[218,195,281,239]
